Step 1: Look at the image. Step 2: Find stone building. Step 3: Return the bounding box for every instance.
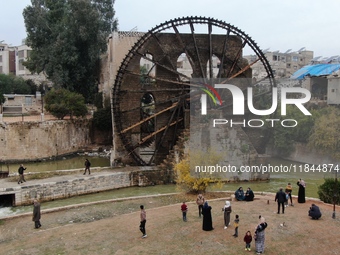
[0,42,16,75]
[244,48,314,79]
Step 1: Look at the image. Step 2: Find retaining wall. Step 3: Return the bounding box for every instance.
[0,167,174,206]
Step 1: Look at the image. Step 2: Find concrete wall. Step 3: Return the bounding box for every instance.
[0,120,92,162]
[281,142,340,165]
[0,167,174,206]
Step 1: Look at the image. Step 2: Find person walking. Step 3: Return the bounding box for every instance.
[181,201,188,222]
[196,193,205,218]
[285,182,293,206]
[275,187,287,214]
[202,201,213,231]
[244,230,253,251]
[297,179,306,203]
[139,205,147,238]
[84,159,91,175]
[222,201,232,229]
[32,199,42,229]
[254,216,267,255]
[18,164,27,184]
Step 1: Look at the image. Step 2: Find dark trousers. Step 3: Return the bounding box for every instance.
[139,220,146,235]
[288,192,293,204]
[34,220,41,228]
[277,202,285,213]
[182,211,187,221]
[84,167,90,174]
[234,227,238,236]
[18,174,26,183]
[246,243,251,249]
[198,205,203,217]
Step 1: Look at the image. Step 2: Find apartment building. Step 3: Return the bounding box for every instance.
[0,43,16,75]
[244,48,314,79]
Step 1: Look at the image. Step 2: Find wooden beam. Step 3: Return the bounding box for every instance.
[120,103,178,134]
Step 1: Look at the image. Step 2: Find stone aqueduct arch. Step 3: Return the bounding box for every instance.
[99,17,275,167]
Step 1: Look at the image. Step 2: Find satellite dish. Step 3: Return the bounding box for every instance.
[263,48,270,53]
[298,47,306,52]
[284,49,292,54]
[324,56,339,63]
[311,56,322,61]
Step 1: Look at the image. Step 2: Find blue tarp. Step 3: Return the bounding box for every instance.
[290,64,340,80]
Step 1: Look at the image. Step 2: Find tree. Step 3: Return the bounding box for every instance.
[23,0,118,102]
[308,106,340,159]
[318,178,340,205]
[44,88,88,119]
[0,73,37,97]
[92,107,112,131]
[174,150,223,193]
[268,104,314,156]
[308,106,340,207]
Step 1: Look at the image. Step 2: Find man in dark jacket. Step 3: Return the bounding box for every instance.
[32,199,42,229]
[18,164,27,184]
[275,188,287,214]
[308,204,322,219]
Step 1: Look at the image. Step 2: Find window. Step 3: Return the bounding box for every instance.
[19,59,25,71]
[292,56,299,62]
[18,50,25,58]
[286,63,291,68]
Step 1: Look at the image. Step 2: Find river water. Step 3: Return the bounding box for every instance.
[0,157,336,218]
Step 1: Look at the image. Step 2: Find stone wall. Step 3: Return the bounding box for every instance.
[1,167,174,206]
[275,142,340,165]
[0,120,92,162]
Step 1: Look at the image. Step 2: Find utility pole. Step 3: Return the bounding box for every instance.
[332,171,338,219]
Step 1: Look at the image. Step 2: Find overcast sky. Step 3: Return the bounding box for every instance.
[1,0,339,58]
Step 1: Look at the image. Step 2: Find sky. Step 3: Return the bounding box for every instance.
[1,0,340,58]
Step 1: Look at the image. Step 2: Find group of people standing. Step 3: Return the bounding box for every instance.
[195,193,267,254]
[275,179,307,214]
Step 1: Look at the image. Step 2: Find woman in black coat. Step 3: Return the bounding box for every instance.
[297,179,306,203]
[202,201,213,231]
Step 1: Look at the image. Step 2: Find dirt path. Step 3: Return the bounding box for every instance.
[0,193,339,255]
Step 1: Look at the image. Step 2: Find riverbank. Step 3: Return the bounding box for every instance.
[0,193,339,254]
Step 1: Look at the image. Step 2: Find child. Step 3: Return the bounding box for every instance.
[284,191,289,207]
[244,230,253,251]
[232,214,239,237]
[285,182,293,206]
[181,202,188,222]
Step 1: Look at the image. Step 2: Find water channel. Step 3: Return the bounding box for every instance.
[0,154,111,174]
[0,157,336,218]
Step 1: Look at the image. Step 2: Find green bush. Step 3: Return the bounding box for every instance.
[44,88,88,119]
[318,178,340,205]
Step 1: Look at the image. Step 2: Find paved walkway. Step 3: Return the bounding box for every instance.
[0,166,143,191]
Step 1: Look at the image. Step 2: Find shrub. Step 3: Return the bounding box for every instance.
[92,107,112,131]
[174,150,223,194]
[317,178,340,205]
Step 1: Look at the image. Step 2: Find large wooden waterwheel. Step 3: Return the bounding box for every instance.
[112,16,275,166]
